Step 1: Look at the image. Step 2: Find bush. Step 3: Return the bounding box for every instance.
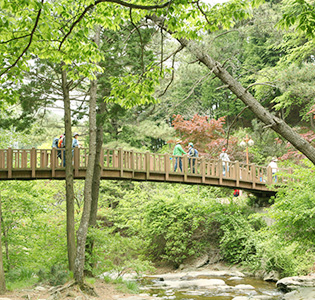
[37,264,70,286]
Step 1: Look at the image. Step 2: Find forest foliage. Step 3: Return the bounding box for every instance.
[1,0,315,290]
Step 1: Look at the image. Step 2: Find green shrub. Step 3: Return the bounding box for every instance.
[37,264,70,286]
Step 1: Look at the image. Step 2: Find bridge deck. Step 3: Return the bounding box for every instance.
[0,148,290,194]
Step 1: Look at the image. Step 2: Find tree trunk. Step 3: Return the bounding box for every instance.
[85,102,106,273]
[151,15,315,164]
[61,66,76,272]
[0,193,6,293]
[74,28,99,285]
[89,102,106,227]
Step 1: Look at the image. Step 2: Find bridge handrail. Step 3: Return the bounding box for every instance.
[0,148,292,186]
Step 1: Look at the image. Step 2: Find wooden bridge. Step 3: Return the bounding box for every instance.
[0,148,290,195]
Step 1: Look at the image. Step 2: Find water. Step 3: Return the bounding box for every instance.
[139,273,284,300]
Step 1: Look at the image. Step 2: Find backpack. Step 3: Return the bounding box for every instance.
[233,190,239,197]
[52,137,59,148]
[191,148,199,157]
[58,136,65,148]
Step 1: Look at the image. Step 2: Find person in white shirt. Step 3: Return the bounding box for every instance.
[219,147,230,176]
[268,157,278,182]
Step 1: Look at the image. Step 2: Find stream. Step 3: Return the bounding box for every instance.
[139,270,284,300]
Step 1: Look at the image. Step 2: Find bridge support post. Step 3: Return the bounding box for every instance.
[31,148,36,178]
[235,161,240,186]
[7,148,12,179]
[74,147,79,177]
[165,154,169,180]
[51,148,56,178]
[183,155,188,181]
[146,152,150,180]
[267,166,272,185]
[119,148,123,177]
[218,161,223,185]
[130,150,134,177]
[251,164,256,188]
[201,157,205,183]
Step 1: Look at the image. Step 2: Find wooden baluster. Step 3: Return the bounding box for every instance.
[31,148,36,178]
[146,152,150,179]
[251,164,256,188]
[51,148,56,177]
[118,149,123,177]
[201,157,205,183]
[165,154,169,180]
[235,161,240,187]
[219,160,223,185]
[130,150,134,177]
[22,150,26,168]
[183,155,188,181]
[267,166,272,185]
[74,147,79,177]
[100,148,104,175]
[106,149,110,168]
[7,148,12,179]
[0,150,3,168]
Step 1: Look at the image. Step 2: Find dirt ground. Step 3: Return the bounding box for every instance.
[0,267,176,300]
[0,279,147,300]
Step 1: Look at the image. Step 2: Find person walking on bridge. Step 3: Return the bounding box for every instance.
[188,142,198,173]
[173,139,186,172]
[219,147,230,176]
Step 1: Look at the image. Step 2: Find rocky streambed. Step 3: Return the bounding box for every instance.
[133,268,315,300]
[140,269,283,300]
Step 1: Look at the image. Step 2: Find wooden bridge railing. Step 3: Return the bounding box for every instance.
[0,148,292,191]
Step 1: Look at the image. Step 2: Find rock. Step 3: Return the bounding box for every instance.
[146,269,245,281]
[281,287,315,300]
[276,275,315,292]
[263,270,280,282]
[234,284,255,290]
[228,276,244,281]
[34,286,47,291]
[161,278,226,289]
[232,297,249,300]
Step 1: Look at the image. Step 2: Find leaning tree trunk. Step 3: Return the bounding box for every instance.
[61,66,76,272]
[150,15,315,165]
[74,28,99,285]
[0,192,6,294]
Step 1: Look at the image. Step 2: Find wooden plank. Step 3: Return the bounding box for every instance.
[31,148,36,178]
[74,147,79,177]
[165,154,169,180]
[251,164,256,188]
[146,152,150,179]
[51,148,56,177]
[235,161,240,186]
[7,148,12,179]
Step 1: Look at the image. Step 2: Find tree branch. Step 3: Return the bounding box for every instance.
[59,0,171,50]
[245,82,276,92]
[130,8,144,74]
[173,71,212,109]
[226,106,249,148]
[0,0,44,77]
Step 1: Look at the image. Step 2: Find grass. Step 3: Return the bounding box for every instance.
[6,276,38,291]
[102,275,139,294]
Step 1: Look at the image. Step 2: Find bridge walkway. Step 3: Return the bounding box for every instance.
[0,148,292,194]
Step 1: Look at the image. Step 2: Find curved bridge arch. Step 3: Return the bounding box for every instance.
[0,148,291,195]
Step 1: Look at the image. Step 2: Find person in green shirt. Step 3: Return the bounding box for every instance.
[173,139,186,172]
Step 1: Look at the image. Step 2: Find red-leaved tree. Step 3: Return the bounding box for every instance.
[171,114,237,158]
